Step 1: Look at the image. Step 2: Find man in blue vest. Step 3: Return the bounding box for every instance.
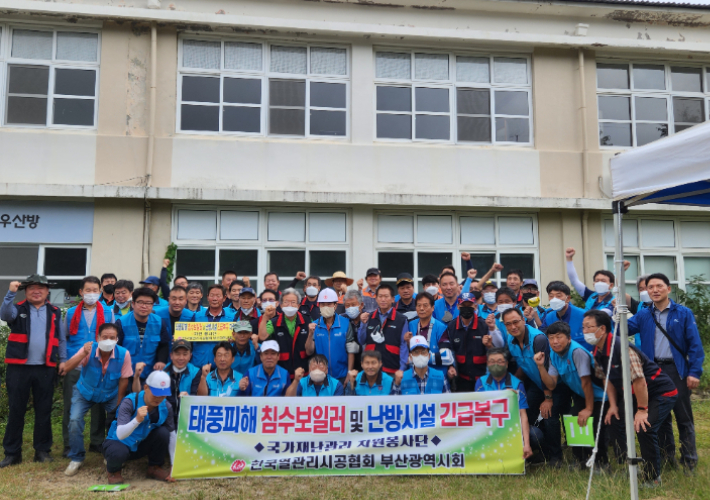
[198,342,243,397]
[112,280,134,318]
[540,281,591,350]
[627,273,705,473]
[231,321,259,375]
[475,347,536,461]
[565,247,616,314]
[99,273,117,307]
[185,282,205,315]
[433,272,461,324]
[535,321,613,470]
[115,287,171,389]
[408,292,452,374]
[392,336,452,395]
[346,351,395,396]
[478,280,498,320]
[192,284,236,369]
[521,279,546,329]
[288,354,345,396]
[153,286,195,338]
[140,274,169,307]
[62,276,115,457]
[103,371,175,484]
[238,341,298,396]
[63,323,132,476]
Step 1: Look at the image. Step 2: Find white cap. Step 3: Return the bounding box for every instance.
[317,288,339,303]
[145,370,171,396]
[260,340,280,353]
[409,335,429,351]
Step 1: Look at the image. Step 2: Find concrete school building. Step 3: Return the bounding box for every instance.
[1,0,710,303]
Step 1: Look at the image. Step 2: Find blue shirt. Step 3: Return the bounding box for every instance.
[205,369,243,397]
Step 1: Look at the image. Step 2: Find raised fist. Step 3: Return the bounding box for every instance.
[492,263,504,272]
[239,376,249,391]
[163,258,171,268]
[295,271,307,281]
[461,252,471,261]
[136,405,148,423]
[394,370,404,385]
[356,278,364,290]
[482,335,492,348]
[308,323,317,334]
[360,312,370,324]
[467,268,477,279]
[83,341,93,355]
[533,351,545,366]
[485,314,496,330]
[294,367,305,380]
[9,281,20,293]
[135,362,147,376]
[565,248,576,261]
[202,364,211,376]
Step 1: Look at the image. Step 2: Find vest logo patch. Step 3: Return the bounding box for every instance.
[453,338,461,343]
[20,313,27,318]
[277,332,284,336]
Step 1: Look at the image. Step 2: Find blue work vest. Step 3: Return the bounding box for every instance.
[400,368,445,395]
[433,298,459,323]
[206,369,243,397]
[506,326,546,392]
[106,391,168,452]
[231,343,257,375]
[550,341,606,402]
[313,315,350,379]
[543,305,590,350]
[153,306,195,332]
[477,372,521,392]
[408,318,447,372]
[164,362,201,394]
[119,312,163,378]
[191,309,237,368]
[299,375,340,397]
[585,292,613,312]
[353,371,393,396]
[66,305,114,359]
[246,364,290,397]
[76,343,127,403]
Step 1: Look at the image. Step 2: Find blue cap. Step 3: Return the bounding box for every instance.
[459,292,476,304]
[522,279,539,289]
[140,276,160,286]
[239,287,255,296]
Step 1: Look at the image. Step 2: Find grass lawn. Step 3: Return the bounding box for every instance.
[0,399,708,500]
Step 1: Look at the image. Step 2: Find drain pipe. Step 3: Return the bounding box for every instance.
[578,48,589,199]
[141,22,157,278]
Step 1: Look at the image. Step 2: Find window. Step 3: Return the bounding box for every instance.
[603,218,710,299]
[3,27,99,128]
[596,62,710,147]
[375,213,538,289]
[178,39,348,137]
[173,207,349,291]
[374,50,532,144]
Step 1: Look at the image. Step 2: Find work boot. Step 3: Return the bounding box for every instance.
[0,455,21,468]
[146,465,175,482]
[88,444,103,454]
[107,470,124,485]
[33,451,53,463]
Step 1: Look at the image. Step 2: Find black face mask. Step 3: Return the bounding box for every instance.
[459,306,476,319]
[522,292,537,303]
[103,284,115,295]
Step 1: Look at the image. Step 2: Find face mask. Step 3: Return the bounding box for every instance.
[320,306,335,319]
[241,307,253,315]
[640,291,651,303]
[549,297,566,311]
[172,365,187,373]
[426,286,439,296]
[309,369,326,383]
[584,332,601,346]
[116,299,131,309]
[497,304,513,313]
[98,339,117,352]
[483,292,496,305]
[82,293,101,306]
[488,364,507,378]
[412,355,429,369]
[459,306,475,319]
[282,306,298,317]
[594,282,610,295]
[103,284,115,295]
[346,306,360,319]
[522,292,537,303]
[306,286,319,298]
[262,301,277,310]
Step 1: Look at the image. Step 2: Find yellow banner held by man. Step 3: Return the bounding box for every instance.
[175,321,237,342]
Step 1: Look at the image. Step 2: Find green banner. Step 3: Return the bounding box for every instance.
[172,391,524,478]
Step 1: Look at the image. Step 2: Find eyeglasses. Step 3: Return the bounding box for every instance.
[503,319,523,327]
[134,301,153,306]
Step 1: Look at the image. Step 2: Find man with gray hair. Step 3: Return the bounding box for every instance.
[185,282,205,314]
[343,289,364,370]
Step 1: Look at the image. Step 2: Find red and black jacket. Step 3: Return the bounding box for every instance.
[5,300,61,367]
[298,297,321,322]
[442,315,489,382]
[364,308,406,374]
[395,299,416,314]
[594,333,678,401]
[268,312,310,377]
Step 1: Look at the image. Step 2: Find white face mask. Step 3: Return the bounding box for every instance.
[116,299,131,309]
[639,291,651,303]
[282,306,298,317]
[83,293,101,306]
[241,307,253,315]
[549,297,566,311]
[584,328,602,346]
[320,306,335,319]
[345,306,360,319]
[98,339,117,352]
[412,354,429,369]
[309,369,326,383]
[426,286,439,296]
[262,301,277,310]
[497,304,513,313]
[172,365,187,373]
[306,286,319,298]
[594,282,610,295]
[483,292,496,305]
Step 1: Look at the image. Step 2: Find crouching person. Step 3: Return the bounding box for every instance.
[392,335,455,395]
[287,354,345,396]
[64,324,132,476]
[475,347,535,461]
[346,351,395,396]
[103,371,175,484]
[197,341,243,397]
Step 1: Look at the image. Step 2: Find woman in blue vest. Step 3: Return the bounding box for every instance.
[392,336,452,395]
[288,354,344,396]
[103,371,175,484]
[346,351,395,396]
[540,281,591,350]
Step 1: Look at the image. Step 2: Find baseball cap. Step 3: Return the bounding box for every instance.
[409,335,429,351]
[239,287,255,296]
[396,273,414,286]
[522,279,539,289]
[459,292,476,304]
[317,288,339,303]
[145,371,171,397]
[366,267,381,277]
[172,339,192,352]
[140,276,160,286]
[260,340,280,353]
[233,320,252,333]
[482,280,497,289]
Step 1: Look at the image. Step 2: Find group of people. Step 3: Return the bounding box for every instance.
[0,249,704,488]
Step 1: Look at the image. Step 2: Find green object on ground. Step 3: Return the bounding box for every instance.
[88,484,130,492]
[563,415,595,447]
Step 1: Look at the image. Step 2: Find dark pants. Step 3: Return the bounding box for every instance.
[3,365,55,456]
[658,362,697,467]
[569,393,609,466]
[454,376,476,393]
[62,369,106,448]
[103,426,170,473]
[525,381,563,461]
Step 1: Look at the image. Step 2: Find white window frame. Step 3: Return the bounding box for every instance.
[1,24,101,130]
[373,49,534,146]
[596,61,710,149]
[177,36,350,139]
[374,211,539,288]
[171,206,351,291]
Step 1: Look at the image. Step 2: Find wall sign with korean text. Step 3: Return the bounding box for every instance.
[0,201,94,243]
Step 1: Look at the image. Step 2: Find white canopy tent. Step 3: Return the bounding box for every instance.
[609,120,710,500]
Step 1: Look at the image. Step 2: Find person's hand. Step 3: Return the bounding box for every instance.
[135,362,146,377]
[485,314,496,330]
[263,304,277,320]
[623,260,631,271]
[604,405,620,425]
[482,335,492,348]
[461,252,471,261]
[136,406,148,423]
[447,366,457,379]
[202,364,211,376]
[357,278,364,291]
[308,323,316,336]
[239,377,249,391]
[687,376,700,390]
[179,391,188,397]
[523,306,534,320]
[295,271,307,281]
[9,281,21,293]
[251,334,259,350]
[163,258,170,268]
[58,362,67,376]
[294,367,305,381]
[634,408,651,433]
[360,312,370,324]
[533,352,545,367]
[83,341,93,355]
[242,277,251,287]
[153,362,166,371]
[338,282,348,293]
[491,263,504,272]
[523,445,533,460]
[403,331,412,344]
[394,370,404,385]
[467,268,477,279]
[348,369,359,389]
[577,408,592,427]
[565,248,575,261]
[540,398,553,419]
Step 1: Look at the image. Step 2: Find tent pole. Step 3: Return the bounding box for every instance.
[613,200,639,500]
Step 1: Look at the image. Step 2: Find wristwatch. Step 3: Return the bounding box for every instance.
[544,395,553,400]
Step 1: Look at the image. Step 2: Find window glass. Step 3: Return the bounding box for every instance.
[500,254,534,283]
[415,53,449,80]
[224,42,262,71]
[456,57,489,83]
[43,247,87,276]
[644,256,677,280]
[176,249,216,276]
[418,252,452,278]
[310,250,346,277]
[0,246,39,275]
[632,65,665,90]
[268,250,305,276]
[597,63,629,89]
[378,252,414,278]
[671,67,702,92]
[219,249,258,276]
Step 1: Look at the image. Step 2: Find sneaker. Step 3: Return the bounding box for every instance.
[64,461,83,477]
